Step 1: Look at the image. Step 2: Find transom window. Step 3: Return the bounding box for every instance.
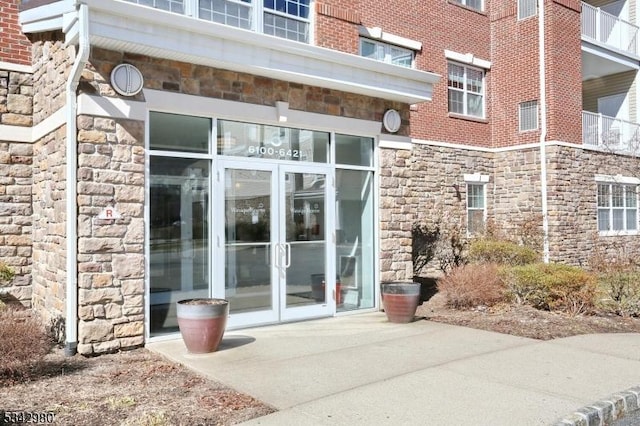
[448,63,485,118]
[360,39,414,68]
[451,0,483,12]
[467,183,486,235]
[125,0,311,42]
[597,183,638,233]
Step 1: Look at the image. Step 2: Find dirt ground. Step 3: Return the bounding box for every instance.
[3,294,640,426]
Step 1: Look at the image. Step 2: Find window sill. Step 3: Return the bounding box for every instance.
[447,0,487,16]
[598,230,639,237]
[448,113,488,124]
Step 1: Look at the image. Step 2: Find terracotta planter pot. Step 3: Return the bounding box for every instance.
[381,282,421,323]
[176,298,229,354]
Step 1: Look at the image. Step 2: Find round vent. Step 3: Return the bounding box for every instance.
[383,109,401,133]
[110,63,144,97]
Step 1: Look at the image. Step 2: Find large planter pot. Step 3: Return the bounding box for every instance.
[381,282,421,323]
[176,298,229,354]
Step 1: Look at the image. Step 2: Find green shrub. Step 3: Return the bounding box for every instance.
[469,238,539,266]
[503,263,597,315]
[437,263,506,308]
[0,262,15,284]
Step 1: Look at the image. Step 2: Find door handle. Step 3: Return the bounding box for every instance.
[284,242,291,268]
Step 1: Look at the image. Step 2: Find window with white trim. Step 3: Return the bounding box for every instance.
[518,0,537,20]
[448,63,485,118]
[519,100,538,132]
[451,0,483,12]
[126,0,311,43]
[597,182,638,233]
[360,39,414,68]
[467,183,486,235]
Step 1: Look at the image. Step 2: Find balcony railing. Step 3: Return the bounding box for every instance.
[583,111,640,153]
[582,2,638,56]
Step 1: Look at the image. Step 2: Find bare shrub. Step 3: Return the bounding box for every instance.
[412,222,441,276]
[0,306,52,383]
[437,263,505,308]
[589,247,640,317]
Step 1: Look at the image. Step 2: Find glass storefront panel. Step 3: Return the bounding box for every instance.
[217,120,329,163]
[336,169,375,312]
[149,112,210,153]
[225,168,273,314]
[149,156,210,336]
[335,134,373,167]
[284,171,327,307]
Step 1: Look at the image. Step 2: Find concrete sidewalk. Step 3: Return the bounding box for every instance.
[147,313,640,426]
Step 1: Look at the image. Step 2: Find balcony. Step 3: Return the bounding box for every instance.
[582,111,640,153]
[582,2,638,56]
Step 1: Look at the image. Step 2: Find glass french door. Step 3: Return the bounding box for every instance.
[219,160,334,328]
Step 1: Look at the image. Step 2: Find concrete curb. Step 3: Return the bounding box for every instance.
[553,386,640,426]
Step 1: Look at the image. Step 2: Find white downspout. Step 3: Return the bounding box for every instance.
[65,3,90,356]
[539,0,550,263]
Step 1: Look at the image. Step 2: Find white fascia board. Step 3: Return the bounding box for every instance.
[19,0,75,30]
[77,0,438,104]
[464,173,490,183]
[0,61,33,73]
[379,135,412,150]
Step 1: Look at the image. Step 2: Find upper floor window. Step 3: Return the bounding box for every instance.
[597,182,638,233]
[126,0,310,43]
[451,0,483,12]
[448,63,485,118]
[519,100,538,132]
[518,0,537,20]
[360,39,414,68]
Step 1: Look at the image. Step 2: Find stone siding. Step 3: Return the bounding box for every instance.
[0,68,33,127]
[0,141,33,305]
[76,116,145,355]
[31,35,69,125]
[31,127,67,324]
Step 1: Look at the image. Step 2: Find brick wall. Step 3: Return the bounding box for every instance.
[0,0,32,66]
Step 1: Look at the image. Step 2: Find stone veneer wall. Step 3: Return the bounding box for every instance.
[0,68,34,305]
[76,116,145,355]
[546,145,640,266]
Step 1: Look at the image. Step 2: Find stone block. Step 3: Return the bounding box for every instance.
[92,339,121,354]
[119,335,145,349]
[114,321,144,338]
[112,254,144,279]
[79,288,123,305]
[78,319,113,343]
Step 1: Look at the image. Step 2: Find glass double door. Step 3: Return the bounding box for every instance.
[219,160,333,328]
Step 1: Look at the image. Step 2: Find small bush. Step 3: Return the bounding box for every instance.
[468,238,539,266]
[589,249,640,317]
[0,306,52,383]
[503,263,597,315]
[437,263,505,308]
[0,262,15,284]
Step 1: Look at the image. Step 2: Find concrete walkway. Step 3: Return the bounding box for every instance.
[147,313,640,426]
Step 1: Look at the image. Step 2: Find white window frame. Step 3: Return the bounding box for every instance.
[126,0,313,43]
[451,0,484,12]
[464,174,489,236]
[519,100,539,132]
[597,180,639,235]
[517,0,537,20]
[359,38,415,68]
[447,62,486,119]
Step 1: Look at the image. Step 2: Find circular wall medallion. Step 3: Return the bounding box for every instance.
[383,109,402,133]
[110,63,144,97]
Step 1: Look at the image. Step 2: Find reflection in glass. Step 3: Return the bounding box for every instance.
[149,157,210,336]
[336,169,375,312]
[218,120,328,163]
[225,169,273,314]
[149,112,210,153]
[335,134,373,166]
[284,172,326,307]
